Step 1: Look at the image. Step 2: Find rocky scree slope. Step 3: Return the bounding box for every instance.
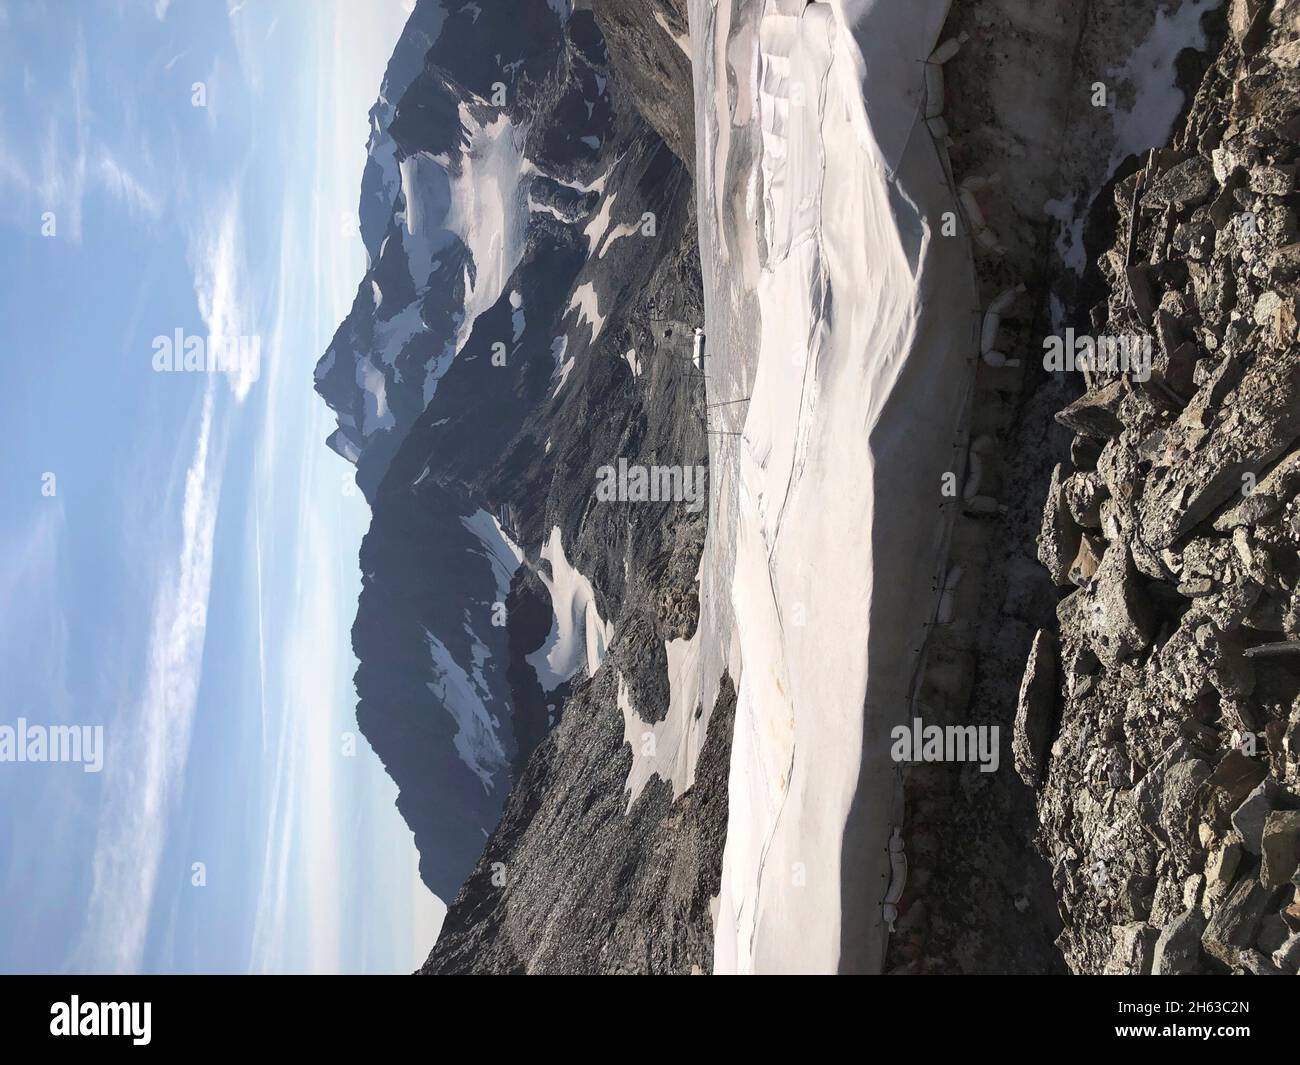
[879,0,1229,975]
[1018,0,1300,975]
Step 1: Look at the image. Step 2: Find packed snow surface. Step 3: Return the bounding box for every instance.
[424,629,509,793]
[357,359,396,435]
[568,281,606,343]
[686,0,977,973]
[395,105,529,406]
[460,509,524,601]
[527,526,611,693]
[619,626,706,811]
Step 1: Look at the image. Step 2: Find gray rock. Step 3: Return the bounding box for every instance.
[1229,0,1267,48]
[425,675,739,974]
[1238,949,1282,975]
[1069,534,1105,587]
[1232,780,1276,854]
[1038,463,1083,587]
[1127,264,1157,324]
[1153,909,1205,974]
[1205,834,1245,901]
[1260,809,1300,889]
[1064,471,1105,528]
[1202,875,1283,965]
[1257,912,1289,955]
[1014,629,1058,787]
[1206,449,1300,533]
[1204,750,1267,823]
[1273,933,1300,974]
[1243,641,1300,658]
[1025,1,1300,979]
[1138,346,1300,549]
[590,0,695,173]
[1055,380,1126,440]
[1160,759,1213,857]
[1105,922,1158,975]
[1142,156,1216,210]
[1071,435,1103,470]
[1249,164,1296,196]
[1087,543,1156,669]
[1134,739,1196,835]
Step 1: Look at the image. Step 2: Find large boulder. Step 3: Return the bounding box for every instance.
[1202,875,1284,966]
[1260,809,1300,889]
[1232,780,1277,855]
[1038,463,1083,586]
[1153,909,1206,974]
[1087,543,1156,669]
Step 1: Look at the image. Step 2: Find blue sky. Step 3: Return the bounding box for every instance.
[0,0,443,973]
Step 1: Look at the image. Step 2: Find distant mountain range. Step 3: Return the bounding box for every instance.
[317,0,703,907]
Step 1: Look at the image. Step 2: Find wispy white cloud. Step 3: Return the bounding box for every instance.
[247,183,349,974]
[76,381,225,973]
[0,504,70,714]
[190,196,261,403]
[154,0,172,20]
[0,29,166,240]
[224,0,261,95]
[26,35,91,241]
[95,150,163,220]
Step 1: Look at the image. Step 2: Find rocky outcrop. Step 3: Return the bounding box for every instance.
[882,0,1231,976]
[1014,630,1058,786]
[1023,0,1300,975]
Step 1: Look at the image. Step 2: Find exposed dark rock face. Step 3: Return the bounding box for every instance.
[422,674,736,974]
[316,1,644,500]
[1022,0,1300,975]
[591,0,695,174]
[357,1,449,259]
[402,145,716,959]
[359,176,706,901]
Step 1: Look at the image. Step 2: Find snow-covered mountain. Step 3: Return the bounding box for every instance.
[320,0,703,904]
[316,0,609,500]
[419,0,980,973]
[356,0,448,261]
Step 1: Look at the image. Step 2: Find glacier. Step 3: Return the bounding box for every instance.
[685,0,979,973]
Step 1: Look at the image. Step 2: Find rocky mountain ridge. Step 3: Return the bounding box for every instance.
[1019,0,1300,975]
